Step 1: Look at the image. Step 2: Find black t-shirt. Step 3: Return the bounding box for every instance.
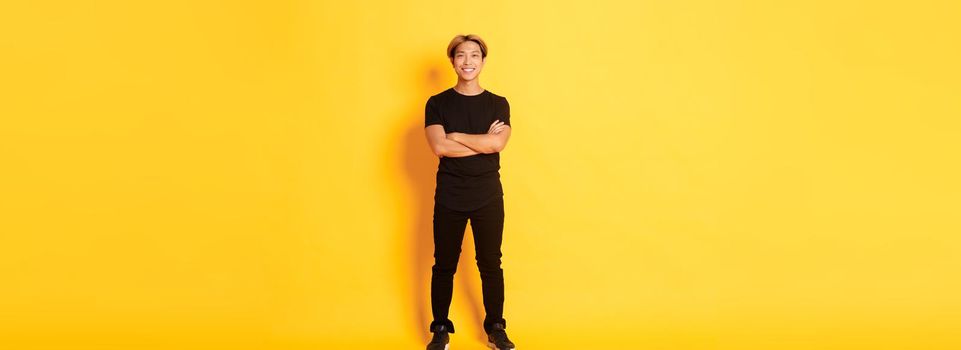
[425,88,511,212]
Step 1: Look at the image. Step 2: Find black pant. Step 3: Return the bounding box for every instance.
[429,195,507,334]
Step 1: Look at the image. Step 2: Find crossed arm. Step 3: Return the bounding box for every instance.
[425,120,512,158]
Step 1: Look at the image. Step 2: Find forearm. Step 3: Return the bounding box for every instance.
[437,138,480,158]
[448,133,500,154]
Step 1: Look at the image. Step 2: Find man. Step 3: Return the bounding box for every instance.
[423,34,516,350]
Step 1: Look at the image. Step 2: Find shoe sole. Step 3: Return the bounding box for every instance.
[487,341,514,350]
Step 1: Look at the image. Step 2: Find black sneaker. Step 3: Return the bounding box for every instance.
[426,324,450,350]
[486,322,515,350]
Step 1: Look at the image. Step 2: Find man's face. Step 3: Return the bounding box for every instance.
[451,41,485,81]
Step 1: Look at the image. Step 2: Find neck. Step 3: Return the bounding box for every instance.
[454,79,483,95]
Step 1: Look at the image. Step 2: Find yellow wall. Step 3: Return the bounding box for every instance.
[2,1,959,349]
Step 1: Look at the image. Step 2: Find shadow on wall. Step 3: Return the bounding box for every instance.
[400,57,488,344]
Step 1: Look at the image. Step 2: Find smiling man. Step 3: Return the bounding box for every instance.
[423,34,516,350]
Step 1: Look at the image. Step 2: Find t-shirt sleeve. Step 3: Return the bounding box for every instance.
[425,97,443,127]
[498,97,511,127]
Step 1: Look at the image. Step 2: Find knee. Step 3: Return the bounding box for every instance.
[476,256,503,274]
[432,249,461,270]
[431,261,458,277]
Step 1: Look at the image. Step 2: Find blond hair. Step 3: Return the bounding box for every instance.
[446,34,488,59]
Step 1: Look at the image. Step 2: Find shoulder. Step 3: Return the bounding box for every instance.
[485,90,507,100]
[428,89,456,109]
[488,91,509,108]
[430,88,454,100]
[426,89,447,109]
[484,90,509,106]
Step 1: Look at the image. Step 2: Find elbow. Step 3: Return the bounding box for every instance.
[490,141,506,153]
[430,144,446,158]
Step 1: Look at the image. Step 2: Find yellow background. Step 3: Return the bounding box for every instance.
[2,1,959,349]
